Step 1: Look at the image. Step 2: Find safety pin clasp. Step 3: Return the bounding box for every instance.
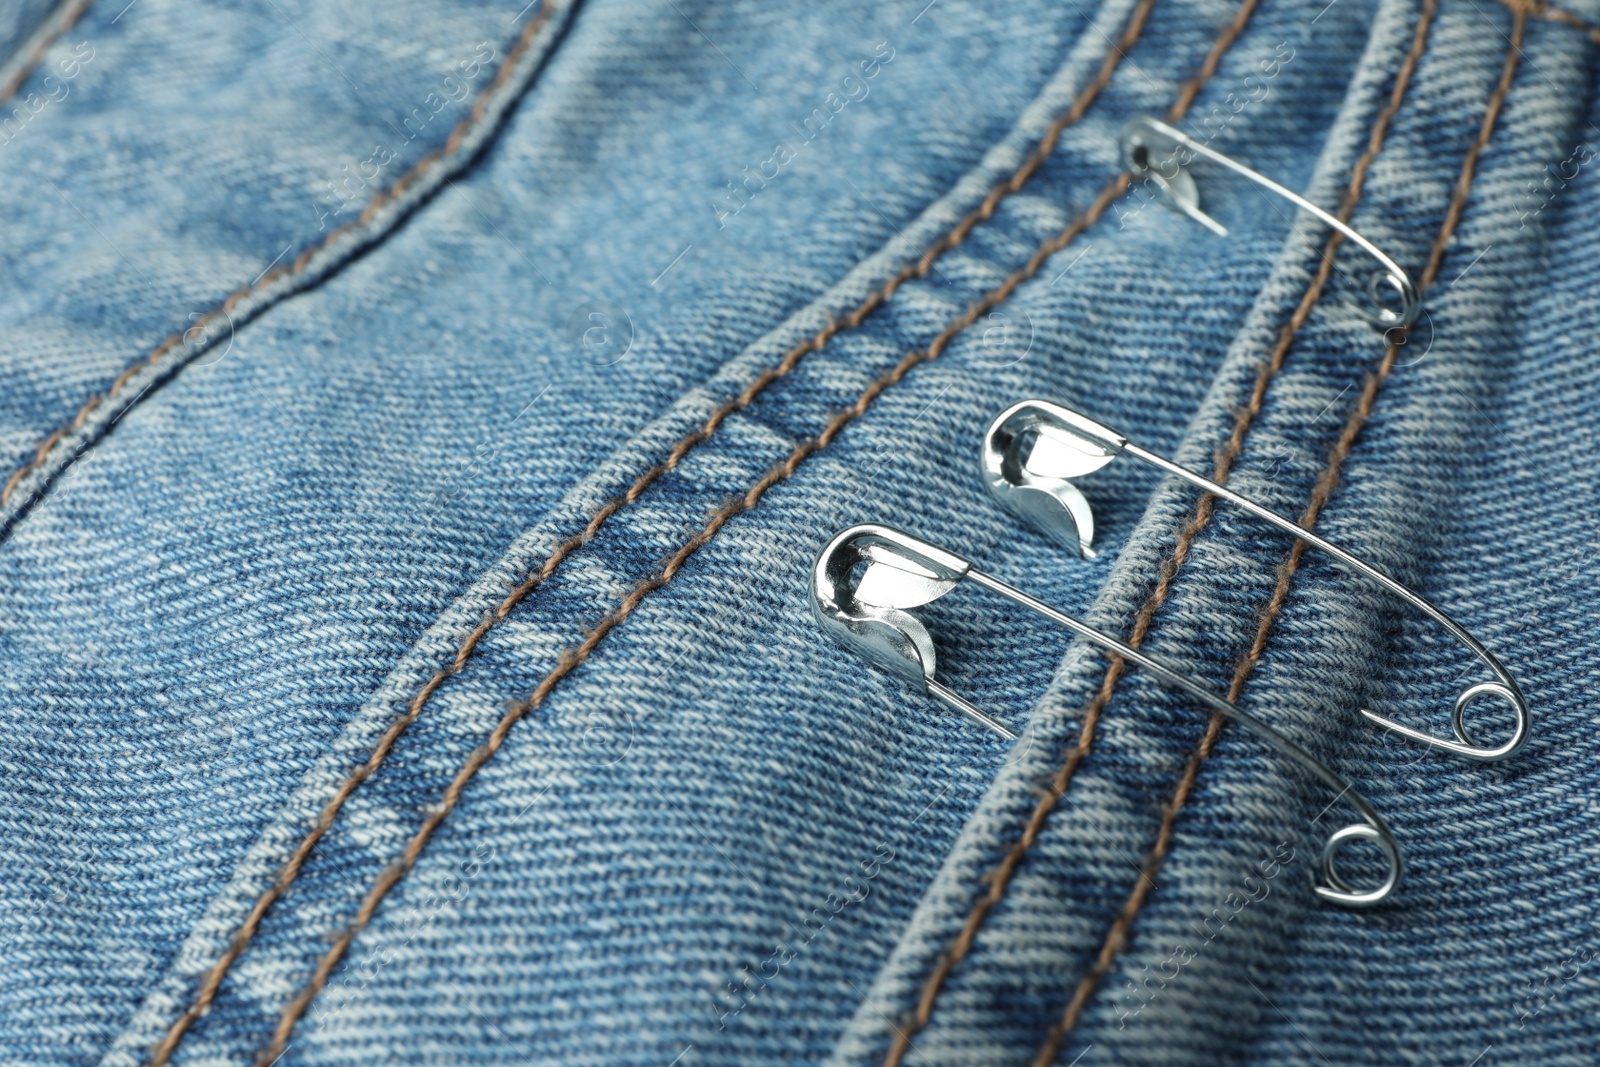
[1120,119,1229,238]
[1120,115,1421,329]
[811,524,966,691]
[982,399,1530,763]
[981,402,1126,559]
[810,525,1019,740]
[809,522,1402,907]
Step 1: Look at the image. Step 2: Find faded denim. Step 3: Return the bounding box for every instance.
[0,0,1596,1065]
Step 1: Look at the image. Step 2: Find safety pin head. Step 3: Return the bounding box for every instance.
[810,524,972,692]
[1120,115,1422,330]
[1121,116,1229,237]
[981,400,1126,558]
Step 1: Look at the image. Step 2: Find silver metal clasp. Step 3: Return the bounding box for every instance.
[1121,115,1421,329]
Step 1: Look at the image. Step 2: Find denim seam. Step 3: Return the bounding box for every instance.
[892,2,1438,1052]
[243,3,1272,1061]
[0,0,574,527]
[0,0,93,104]
[886,5,1317,1064]
[99,4,1148,1060]
[130,3,578,1062]
[1527,0,1600,43]
[1035,7,1528,1063]
[130,0,1165,1059]
[891,3,1432,1056]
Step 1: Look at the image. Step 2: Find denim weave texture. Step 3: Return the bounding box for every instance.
[0,0,1597,1065]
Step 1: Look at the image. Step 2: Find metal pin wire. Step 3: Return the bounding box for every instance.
[1122,115,1421,329]
[809,523,1402,907]
[982,399,1530,763]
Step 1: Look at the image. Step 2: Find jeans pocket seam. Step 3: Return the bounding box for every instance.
[233,0,1185,1060]
[126,3,579,1063]
[0,0,574,526]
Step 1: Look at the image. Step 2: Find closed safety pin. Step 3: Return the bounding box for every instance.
[810,523,1401,907]
[982,399,1529,762]
[1120,115,1421,329]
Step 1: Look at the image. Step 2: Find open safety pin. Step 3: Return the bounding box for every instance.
[982,398,1529,763]
[1121,115,1421,329]
[810,523,1402,907]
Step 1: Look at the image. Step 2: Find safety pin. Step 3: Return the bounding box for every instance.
[810,522,1401,907]
[1120,115,1420,329]
[981,398,1529,762]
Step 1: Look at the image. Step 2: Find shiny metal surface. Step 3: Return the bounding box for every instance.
[1121,115,1421,329]
[981,399,1530,763]
[809,523,1402,907]
[982,399,1126,559]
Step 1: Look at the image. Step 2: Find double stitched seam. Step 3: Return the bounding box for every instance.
[152,1,1164,1060]
[900,0,1439,1051]
[136,8,568,1061]
[886,0,1291,1060]
[1,0,562,512]
[1036,8,1527,1065]
[1522,0,1600,44]
[0,0,95,104]
[244,1,1282,1060]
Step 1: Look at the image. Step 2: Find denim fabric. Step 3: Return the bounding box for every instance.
[0,0,61,80]
[837,2,1600,1064]
[0,0,585,526]
[0,0,1596,1064]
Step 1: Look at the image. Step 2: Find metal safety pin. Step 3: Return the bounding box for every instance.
[982,398,1529,762]
[810,523,1401,907]
[1120,115,1421,329]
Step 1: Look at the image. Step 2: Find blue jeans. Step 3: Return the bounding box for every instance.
[1,0,1595,1063]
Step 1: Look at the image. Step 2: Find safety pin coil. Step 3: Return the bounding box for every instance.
[982,398,1529,763]
[1121,115,1421,329]
[810,522,1401,908]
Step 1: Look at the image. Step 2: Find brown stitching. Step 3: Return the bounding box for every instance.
[906,0,1434,1052]
[0,0,94,105]
[1034,8,1524,1066]
[136,1,1166,1060]
[646,0,1165,480]
[133,8,567,1064]
[1520,0,1600,45]
[0,0,103,483]
[1539,7,1600,45]
[1,2,561,513]
[883,0,1293,1059]
[243,3,1276,1057]
[254,168,1137,1067]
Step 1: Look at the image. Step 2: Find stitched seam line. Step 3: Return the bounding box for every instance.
[0,0,93,105]
[902,0,1436,1051]
[1524,0,1600,44]
[910,1,1435,1051]
[242,2,1278,1057]
[885,0,1311,1058]
[1035,9,1524,1065]
[139,0,1163,1058]
[134,8,567,1060]
[0,1,561,512]
[260,177,1135,1064]
[911,0,1440,1045]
